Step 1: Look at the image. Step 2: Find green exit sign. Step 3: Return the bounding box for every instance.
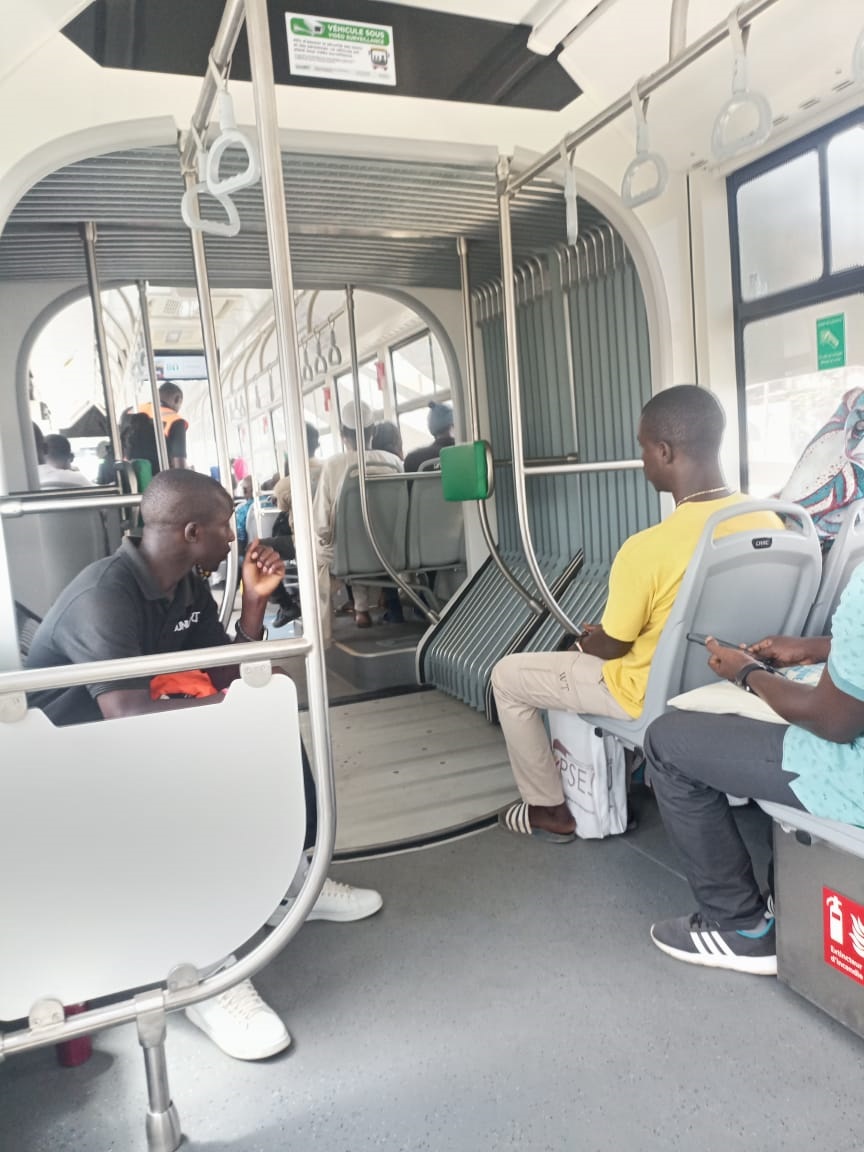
[816,313,846,371]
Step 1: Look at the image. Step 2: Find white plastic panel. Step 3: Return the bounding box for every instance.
[0,674,307,1019]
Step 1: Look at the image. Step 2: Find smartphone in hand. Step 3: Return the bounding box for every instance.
[686,632,743,649]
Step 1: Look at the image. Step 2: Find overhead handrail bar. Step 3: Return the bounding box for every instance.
[509,0,782,194]
[524,459,644,476]
[344,284,439,625]
[80,223,123,465]
[456,238,543,615]
[711,7,772,161]
[498,154,606,636]
[137,280,170,475]
[620,82,669,208]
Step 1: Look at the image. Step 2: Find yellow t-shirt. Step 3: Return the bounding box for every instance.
[601,495,782,717]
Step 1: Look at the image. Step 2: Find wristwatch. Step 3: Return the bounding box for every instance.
[735,661,772,693]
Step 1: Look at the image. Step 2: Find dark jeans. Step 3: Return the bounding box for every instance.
[644,711,805,929]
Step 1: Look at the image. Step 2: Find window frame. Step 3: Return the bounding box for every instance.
[728,106,864,489]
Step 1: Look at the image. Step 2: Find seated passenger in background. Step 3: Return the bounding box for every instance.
[234,475,255,557]
[645,578,864,975]
[777,386,864,550]
[25,469,382,1061]
[493,385,779,842]
[96,441,116,486]
[404,401,455,473]
[314,401,402,635]
[371,420,403,460]
[38,434,94,488]
[371,421,406,624]
[272,421,324,530]
[121,382,189,475]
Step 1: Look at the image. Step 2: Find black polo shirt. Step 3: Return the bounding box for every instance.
[26,538,229,726]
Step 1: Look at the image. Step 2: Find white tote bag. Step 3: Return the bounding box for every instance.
[548,710,628,839]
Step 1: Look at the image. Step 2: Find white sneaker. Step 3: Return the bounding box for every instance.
[267,877,383,927]
[184,979,291,1061]
[308,877,383,922]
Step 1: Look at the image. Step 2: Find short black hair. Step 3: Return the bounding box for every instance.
[640,385,725,457]
[371,420,402,456]
[306,421,320,456]
[159,382,183,405]
[141,469,232,527]
[44,433,73,461]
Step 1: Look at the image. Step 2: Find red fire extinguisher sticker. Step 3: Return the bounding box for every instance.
[376,360,386,390]
[823,886,864,985]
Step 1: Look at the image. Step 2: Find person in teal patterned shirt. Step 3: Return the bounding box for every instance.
[644,563,864,977]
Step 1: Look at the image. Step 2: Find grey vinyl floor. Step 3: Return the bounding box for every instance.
[4,799,864,1152]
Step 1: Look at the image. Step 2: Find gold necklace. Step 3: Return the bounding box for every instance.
[676,485,732,507]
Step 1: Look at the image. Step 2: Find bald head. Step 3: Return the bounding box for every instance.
[141,469,232,528]
[640,385,725,458]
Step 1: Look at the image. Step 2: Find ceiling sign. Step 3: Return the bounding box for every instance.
[286,13,396,87]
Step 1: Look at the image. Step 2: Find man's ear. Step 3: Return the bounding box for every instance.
[657,439,674,464]
[183,521,199,544]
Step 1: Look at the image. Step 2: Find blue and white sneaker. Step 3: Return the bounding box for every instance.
[650,910,776,976]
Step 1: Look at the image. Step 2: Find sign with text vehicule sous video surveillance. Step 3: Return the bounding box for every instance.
[286,14,396,87]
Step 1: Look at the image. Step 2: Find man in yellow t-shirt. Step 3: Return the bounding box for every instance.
[493,384,780,842]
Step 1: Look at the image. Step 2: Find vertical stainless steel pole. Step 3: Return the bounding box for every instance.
[137,281,170,474]
[182,169,238,627]
[81,223,123,463]
[497,157,582,635]
[456,237,542,614]
[245,0,336,885]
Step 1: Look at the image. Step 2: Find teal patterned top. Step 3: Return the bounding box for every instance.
[783,565,864,824]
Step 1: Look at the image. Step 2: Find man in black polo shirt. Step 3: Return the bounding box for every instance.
[26,469,382,1061]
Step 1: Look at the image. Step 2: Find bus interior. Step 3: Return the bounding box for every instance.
[1,1,864,1149]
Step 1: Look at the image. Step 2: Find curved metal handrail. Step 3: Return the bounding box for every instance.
[457,238,542,615]
[344,284,438,624]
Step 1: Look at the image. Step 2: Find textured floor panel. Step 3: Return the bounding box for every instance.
[301,691,516,853]
[4,817,864,1152]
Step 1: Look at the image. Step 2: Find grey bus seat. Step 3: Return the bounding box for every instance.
[803,499,864,636]
[246,504,280,543]
[7,505,124,620]
[330,464,407,580]
[757,799,864,1039]
[577,500,822,750]
[406,471,466,571]
[0,674,307,1019]
[757,802,864,858]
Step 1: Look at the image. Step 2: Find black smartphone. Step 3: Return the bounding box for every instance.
[686,632,743,649]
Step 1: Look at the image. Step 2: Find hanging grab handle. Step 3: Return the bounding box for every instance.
[206,87,261,199]
[560,140,579,245]
[711,9,772,161]
[180,171,241,238]
[313,336,328,375]
[620,83,669,209]
[301,344,314,383]
[327,324,342,367]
